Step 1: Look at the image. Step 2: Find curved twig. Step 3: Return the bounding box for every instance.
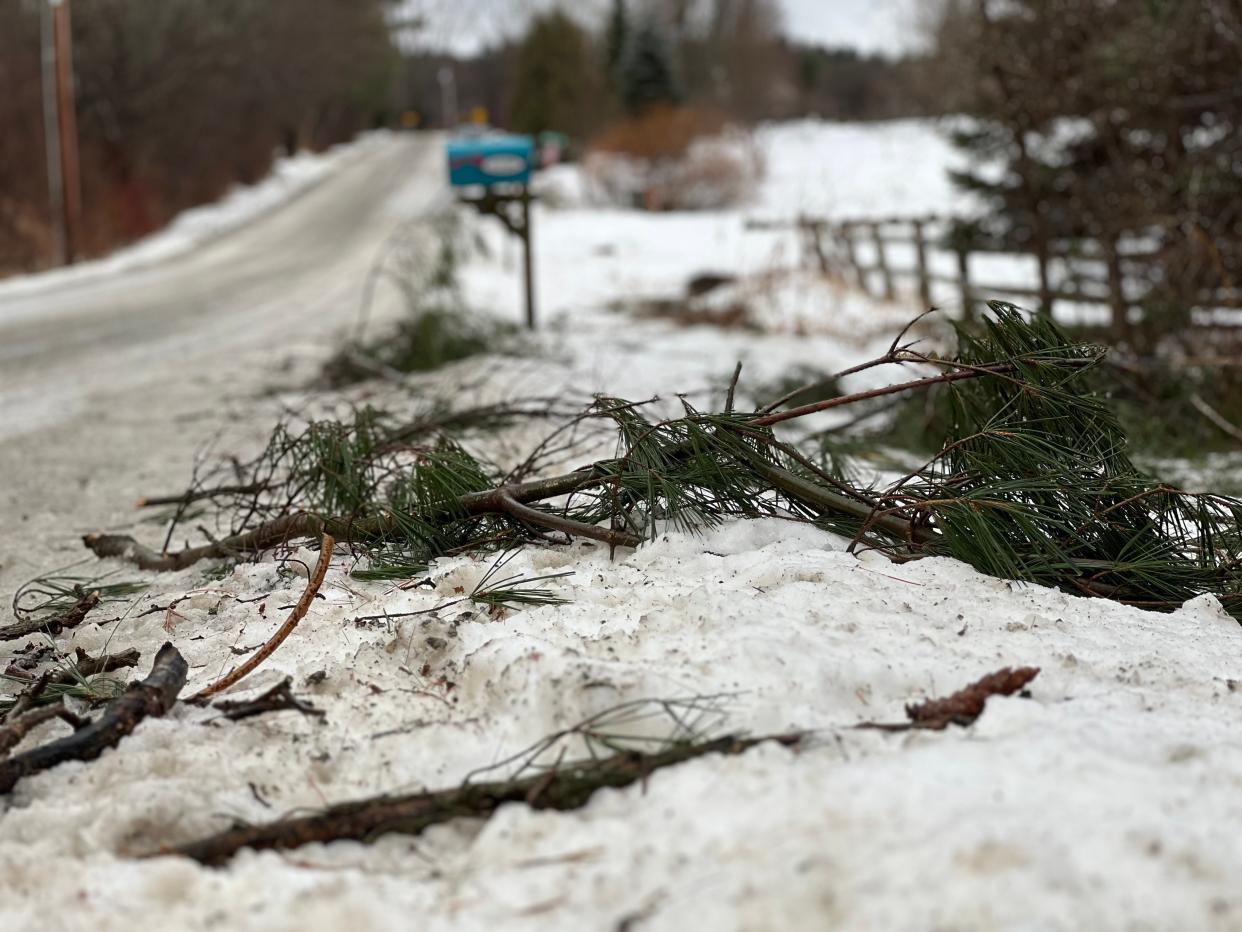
[190,535,335,702]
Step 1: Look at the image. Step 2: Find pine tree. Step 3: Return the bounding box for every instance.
[619,16,683,116]
[510,11,599,138]
[604,0,629,90]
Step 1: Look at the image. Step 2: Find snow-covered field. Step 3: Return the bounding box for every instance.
[3,121,1242,931]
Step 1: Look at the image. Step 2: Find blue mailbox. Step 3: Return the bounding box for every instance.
[447,134,534,188]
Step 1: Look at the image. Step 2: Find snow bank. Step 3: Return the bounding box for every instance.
[0,132,391,302]
[3,520,1241,931]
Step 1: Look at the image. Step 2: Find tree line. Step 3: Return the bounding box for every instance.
[0,0,398,273]
[423,0,934,143]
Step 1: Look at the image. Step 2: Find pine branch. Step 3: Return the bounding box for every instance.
[148,732,803,866]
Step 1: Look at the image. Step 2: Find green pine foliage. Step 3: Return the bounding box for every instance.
[511,11,601,139]
[604,0,630,91]
[99,302,1242,622]
[619,17,684,116]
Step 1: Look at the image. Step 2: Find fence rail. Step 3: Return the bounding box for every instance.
[749,214,1242,324]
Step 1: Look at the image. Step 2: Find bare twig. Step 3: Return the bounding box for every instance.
[857,666,1040,732]
[190,535,335,701]
[497,492,642,550]
[214,678,325,721]
[0,703,87,757]
[1189,392,1242,443]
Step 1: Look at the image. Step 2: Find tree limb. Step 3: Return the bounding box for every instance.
[0,643,188,795]
[0,588,101,643]
[149,732,803,866]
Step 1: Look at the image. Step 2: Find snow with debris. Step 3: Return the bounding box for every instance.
[2,120,1242,932]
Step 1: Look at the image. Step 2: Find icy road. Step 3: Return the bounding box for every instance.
[0,134,440,440]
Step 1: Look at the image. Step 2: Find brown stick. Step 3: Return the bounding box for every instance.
[0,703,87,757]
[857,666,1040,732]
[0,588,100,642]
[0,643,187,795]
[497,492,642,550]
[190,535,335,702]
[149,733,802,866]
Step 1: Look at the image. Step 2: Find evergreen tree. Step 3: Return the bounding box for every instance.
[930,0,1242,330]
[619,16,683,116]
[604,0,629,90]
[510,11,599,139]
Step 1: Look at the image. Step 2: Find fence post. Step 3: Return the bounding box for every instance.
[800,217,829,275]
[1103,235,1127,331]
[840,223,868,294]
[1036,246,1053,317]
[871,222,896,301]
[913,219,932,310]
[956,244,974,320]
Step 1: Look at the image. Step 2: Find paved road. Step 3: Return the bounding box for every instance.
[0,133,442,598]
[0,134,443,438]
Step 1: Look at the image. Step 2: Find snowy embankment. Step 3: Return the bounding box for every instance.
[0,131,390,302]
[2,120,1241,931]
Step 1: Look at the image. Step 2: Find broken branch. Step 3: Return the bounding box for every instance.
[150,732,802,866]
[0,588,100,643]
[0,643,188,795]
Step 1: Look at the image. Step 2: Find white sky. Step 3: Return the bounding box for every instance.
[400,0,929,57]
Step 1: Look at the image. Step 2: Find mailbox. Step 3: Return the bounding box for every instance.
[447,135,534,188]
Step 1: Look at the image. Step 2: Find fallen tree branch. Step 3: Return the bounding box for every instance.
[4,647,141,688]
[214,678,325,721]
[190,535,334,702]
[0,643,188,795]
[0,588,100,643]
[150,732,803,866]
[858,666,1040,732]
[0,702,88,757]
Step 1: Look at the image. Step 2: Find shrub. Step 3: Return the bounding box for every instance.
[583,107,762,210]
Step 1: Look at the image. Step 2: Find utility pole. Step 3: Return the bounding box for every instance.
[41,0,82,265]
[437,66,458,128]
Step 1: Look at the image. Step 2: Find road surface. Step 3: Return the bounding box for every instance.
[1,135,443,436]
[0,133,442,600]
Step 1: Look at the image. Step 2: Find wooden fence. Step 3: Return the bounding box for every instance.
[751,214,1241,324]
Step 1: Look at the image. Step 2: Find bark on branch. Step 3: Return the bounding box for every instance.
[0,643,188,795]
[151,732,802,866]
[0,588,100,643]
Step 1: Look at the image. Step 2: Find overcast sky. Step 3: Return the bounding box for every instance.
[401,0,929,57]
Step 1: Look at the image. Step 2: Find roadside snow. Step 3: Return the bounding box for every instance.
[0,132,391,302]
[3,519,1241,931]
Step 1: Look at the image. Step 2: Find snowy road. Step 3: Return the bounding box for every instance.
[0,134,442,603]
[0,134,443,439]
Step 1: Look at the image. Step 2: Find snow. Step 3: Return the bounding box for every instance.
[0,132,391,304]
[3,119,1242,930]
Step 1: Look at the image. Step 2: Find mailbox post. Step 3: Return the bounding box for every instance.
[447,134,538,329]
